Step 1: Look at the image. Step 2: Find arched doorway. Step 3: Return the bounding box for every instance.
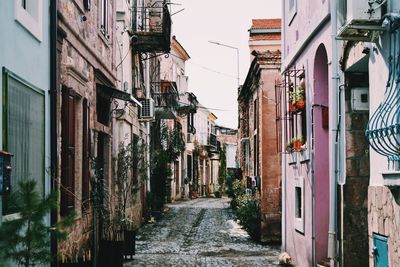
[313,43,330,263]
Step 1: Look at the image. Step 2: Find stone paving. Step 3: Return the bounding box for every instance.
[124,197,280,267]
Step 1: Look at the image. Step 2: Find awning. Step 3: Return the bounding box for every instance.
[96,83,142,107]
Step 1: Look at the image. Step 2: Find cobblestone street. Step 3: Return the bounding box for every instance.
[124,197,280,267]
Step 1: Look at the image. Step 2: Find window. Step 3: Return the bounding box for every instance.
[96,87,111,126]
[294,176,304,233]
[61,87,77,216]
[187,155,192,180]
[2,69,45,215]
[100,0,109,37]
[14,0,43,41]
[283,69,307,154]
[254,98,258,130]
[82,98,90,210]
[253,134,258,176]
[288,0,297,25]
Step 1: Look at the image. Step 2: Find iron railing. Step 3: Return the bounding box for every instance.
[150,81,179,111]
[131,1,171,53]
[366,25,400,164]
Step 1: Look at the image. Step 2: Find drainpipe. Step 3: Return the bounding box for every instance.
[281,0,287,253]
[145,56,151,193]
[50,0,58,266]
[328,0,340,263]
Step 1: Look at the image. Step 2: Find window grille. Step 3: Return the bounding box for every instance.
[366,27,400,165]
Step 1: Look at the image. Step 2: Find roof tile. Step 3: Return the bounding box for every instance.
[251,19,281,30]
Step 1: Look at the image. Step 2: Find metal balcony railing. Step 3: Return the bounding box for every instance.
[150,81,179,118]
[208,133,218,148]
[366,24,400,164]
[131,1,172,53]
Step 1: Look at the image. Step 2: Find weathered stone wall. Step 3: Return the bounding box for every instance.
[57,0,118,263]
[368,186,400,267]
[341,74,369,267]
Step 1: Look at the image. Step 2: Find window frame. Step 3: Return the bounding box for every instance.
[2,67,45,216]
[294,176,305,233]
[14,0,43,41]
[100,0,109,38]
[287,0,297,26]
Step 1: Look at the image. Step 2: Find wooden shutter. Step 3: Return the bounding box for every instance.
[61,87,76,216]
[82,98,90,210]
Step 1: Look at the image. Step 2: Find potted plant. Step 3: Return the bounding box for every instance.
[295,86,305,110]
[289,90,297,112]
[293,136,304,151]
[286,139,294,153]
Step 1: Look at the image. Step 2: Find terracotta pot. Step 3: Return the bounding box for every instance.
[293,140,303,151]
[289,102,297,112]
[296,99,305,110]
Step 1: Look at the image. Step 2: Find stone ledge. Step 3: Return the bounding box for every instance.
[382,171,400,186]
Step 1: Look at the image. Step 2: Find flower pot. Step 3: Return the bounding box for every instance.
[123,230,136,259]
[99,239,123,267]
[296,99,305,110]
[293,140,303,151]
[289,102,297,112]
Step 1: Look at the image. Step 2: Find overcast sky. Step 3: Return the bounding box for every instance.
[170,1,281,129]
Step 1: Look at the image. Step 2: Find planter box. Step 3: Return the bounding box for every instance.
[123,230,136,259]
[59,261,91,267]
[99,240,123,267]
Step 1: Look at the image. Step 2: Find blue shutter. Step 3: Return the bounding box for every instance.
[373,234,389,267]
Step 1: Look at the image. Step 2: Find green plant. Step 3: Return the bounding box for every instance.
[114,137,144,231]
[0,180,74,267]
[286,139,294,152]
[150,121,185,208]
[295,86,304,101]
[91,158,113,240]
[235,194,261,241]
[289,85,304,103]
[230,179,245,210]
[217,145,227,194]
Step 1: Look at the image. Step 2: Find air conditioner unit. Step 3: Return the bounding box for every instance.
[139,98,155,120]
[347,0,383,22]
[337,0,385,41]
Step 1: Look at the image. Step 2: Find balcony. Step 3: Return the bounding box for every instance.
[208,133,218,148]
[131,1,172,53]
[151,81,179,119]
[177,92,198,115]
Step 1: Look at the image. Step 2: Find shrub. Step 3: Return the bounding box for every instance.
[235,194,261,241]
[229,179,245,210]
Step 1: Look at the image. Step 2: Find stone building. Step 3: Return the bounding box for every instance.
[57,0,121,263]
[238,19,281,243]
[56,0,172,265]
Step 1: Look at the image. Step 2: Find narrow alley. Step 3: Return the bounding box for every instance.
[124,198,280,267]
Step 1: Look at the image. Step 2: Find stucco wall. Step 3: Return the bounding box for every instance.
[282,19,332,266]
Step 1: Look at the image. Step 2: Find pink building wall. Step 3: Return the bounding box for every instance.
[282,0,333,265]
